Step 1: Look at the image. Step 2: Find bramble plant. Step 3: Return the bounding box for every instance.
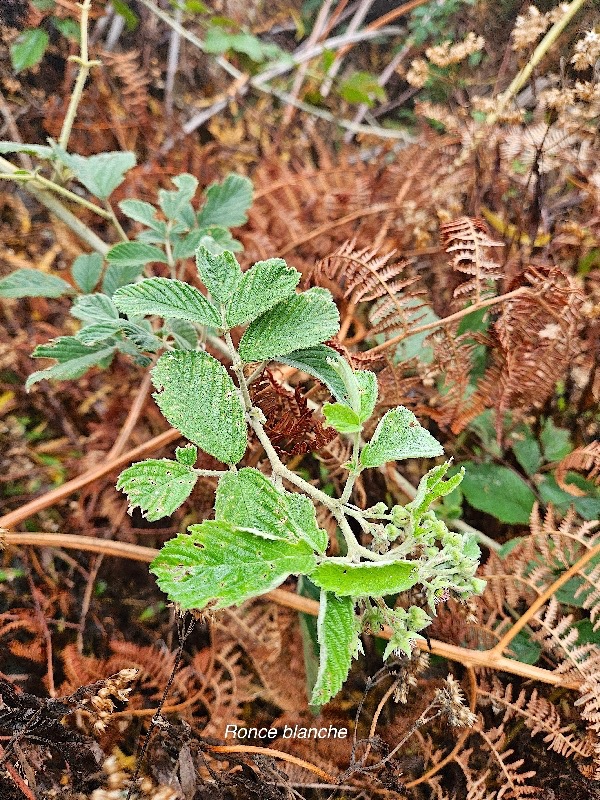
[110,245,486,706]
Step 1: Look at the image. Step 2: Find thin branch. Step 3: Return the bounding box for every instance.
[490,535,600,657]
[58,0,102,151]
[208,744,337,784]
[366,287,529,356]
[0,156,109,255]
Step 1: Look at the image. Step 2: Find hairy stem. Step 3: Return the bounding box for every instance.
[0,156,109,254]
[58,0,102,152]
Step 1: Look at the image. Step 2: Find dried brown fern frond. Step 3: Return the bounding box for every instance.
[430,325,484,433]
[472,265,583,439]
[555,442,600,496]
[249,369,336,456]
[441,217,505,304]
[481,506,600,613]
[478,678,594,763]
[312,239,424,336]
[101,50,150,124]
[476,722,538,798]
[500,124,580,175]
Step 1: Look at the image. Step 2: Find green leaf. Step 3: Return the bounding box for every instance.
[215,467,328,552]
[167,318,198,350]
[278,345,350,404]
[510,424,542,476]
[71,253,104,293]
[102,264,145,296]
[158,173,198,225]
[10,29,49,73]
[392,300,439,364]
[540,418,572,462]
[52,17,80,40]
[118,199,161,230]
[460,463,536,524]
[216,468,300,540]
[175,444,197,466]
[0,268,73,298]
[310,592,360,706]
[53,149,136,199]
[113,277,219,326]
[0,142,53,158]
[26,337,116,389]
[323,403,361,434]
[150,520,317,610]
[239,288,340,363]
[203,26,282,62]
[197,174,253,229]
[117,458,198,521]
[538,475,600,521]
[356,371,378,422]
[197,226,243,253]
[71,293,119,323]
[225,258,300,328]
[286,493,328,554]
[361,407,444,468]
[77,320,162,352]
[406,462,464,519]
[195,247,242,304]
[151,351,247,464]
[106,241,167,267]
[507,630,542,665]
[339,71,387,107]
[310,559,418,598]
[112,0,139,30]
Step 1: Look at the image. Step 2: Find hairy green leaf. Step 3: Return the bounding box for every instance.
[10,29,49,72]
[71,293,119,323]
[323,403,362,434]
[459,462,536,524]
[0,142,53,158]
[278,345,350,404]
[150,520,317,609]
[311,559,418,597]
[197,174,253,229]
[113,277,219,326]
[102,264,145,296]
[151,351,247,464]
[71,253,104,293]
[158,173,198,226]
[53,149,136,199]
[26,337,116,389]
[286,493,328,554]
[225,258,300,328]
[356,371,378,422]
[239,288,340,363]
[175,444,197,466]
[311,592,360,706]
[215,467,328,552]
[118,199,161,230]
[195,247,241,304]
[117,458,198,521]
[0,269,73,299]
[361,407,444,468]
[106,242,167,267]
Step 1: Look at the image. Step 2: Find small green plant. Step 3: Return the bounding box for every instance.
[113,246,485,705]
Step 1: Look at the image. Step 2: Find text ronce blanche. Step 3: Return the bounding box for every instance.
[225,724,348,740]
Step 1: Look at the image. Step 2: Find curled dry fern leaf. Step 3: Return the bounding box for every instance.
[555,442,600,497]
[312,239,426,338]
[441,216,505,304]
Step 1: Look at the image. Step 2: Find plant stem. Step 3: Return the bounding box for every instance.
[58,0,102,152]
[488,0,587,124]
[340,432,362,504]
[0,169,113,219]
[104,199,128,241]
[0,156,109,255]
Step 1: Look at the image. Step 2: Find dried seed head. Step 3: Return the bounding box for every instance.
[434,675,477,727]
